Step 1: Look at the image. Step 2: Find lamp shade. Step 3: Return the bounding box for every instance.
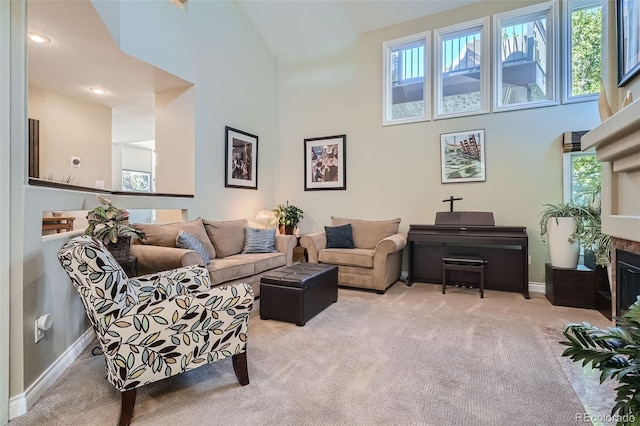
[256,210,276,228]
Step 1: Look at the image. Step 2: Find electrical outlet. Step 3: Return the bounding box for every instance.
[71,156,80,168]
[35,320,44,343]
[528,255,532,265]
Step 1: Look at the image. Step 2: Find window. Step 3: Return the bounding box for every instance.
[563,151,601,204]
[563,0,602,102]
[435,18,489,119]
[494,1,559,111]
[382,32,430,126]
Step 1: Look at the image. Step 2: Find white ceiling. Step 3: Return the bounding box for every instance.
[27,0,481,142]
[238,0,483,57]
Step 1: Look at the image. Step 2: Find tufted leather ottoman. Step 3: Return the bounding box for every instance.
[260,263,338,326]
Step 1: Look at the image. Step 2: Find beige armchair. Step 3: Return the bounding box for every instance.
[300,217,407,294]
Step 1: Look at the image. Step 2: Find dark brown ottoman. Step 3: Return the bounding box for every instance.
[260,263,338,326]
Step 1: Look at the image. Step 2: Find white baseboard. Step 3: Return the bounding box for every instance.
[9,328,94,420]
[529,281,545,295]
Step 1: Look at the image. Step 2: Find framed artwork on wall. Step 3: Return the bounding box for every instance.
[617,0,640,86]
[225,126,258,189]
[122,169,151,192]
[440,129,486,184]
[304,134,346,191]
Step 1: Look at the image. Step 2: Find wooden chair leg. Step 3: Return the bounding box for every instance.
[118,389,136,426]
[232,352,250,386]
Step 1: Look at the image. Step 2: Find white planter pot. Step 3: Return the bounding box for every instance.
[546,217,580,269]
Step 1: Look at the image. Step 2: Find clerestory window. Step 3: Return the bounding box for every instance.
[382,32,430,126]
[493,1,559,111]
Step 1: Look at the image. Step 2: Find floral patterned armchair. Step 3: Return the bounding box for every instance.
[57,235,254,426]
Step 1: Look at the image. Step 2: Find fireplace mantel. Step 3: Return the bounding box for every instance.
[582,98,640,243]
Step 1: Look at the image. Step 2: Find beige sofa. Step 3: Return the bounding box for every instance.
[130,218,296,297]
[300,217,407,294]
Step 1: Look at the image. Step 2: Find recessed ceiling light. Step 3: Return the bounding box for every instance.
[89,88,107,95]
[28,33,51,44]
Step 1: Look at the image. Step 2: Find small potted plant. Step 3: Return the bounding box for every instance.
[85,195,144,261]
[273,201,304,235]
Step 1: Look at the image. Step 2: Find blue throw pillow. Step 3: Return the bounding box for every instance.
[325,223,354,249]
[243,227,277,253]
[176,231,211,265]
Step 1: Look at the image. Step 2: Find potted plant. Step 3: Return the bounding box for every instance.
[273,201,303,235]
[85,195,144,261]
[539,202,592,269]
[561,299,640,424]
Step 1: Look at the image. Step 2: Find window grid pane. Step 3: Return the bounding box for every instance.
[440,29,482,115]
[570,4,601,97]
[500,14,549,106]
[387,39,426,122]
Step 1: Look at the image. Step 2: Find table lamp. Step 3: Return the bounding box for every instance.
[256,210,276,229]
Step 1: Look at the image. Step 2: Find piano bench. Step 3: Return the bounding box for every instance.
[442,256,487,298]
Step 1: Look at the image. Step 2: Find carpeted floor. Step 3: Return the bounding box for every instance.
[10,282,615,425]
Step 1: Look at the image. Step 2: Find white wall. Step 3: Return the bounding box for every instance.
[28,87,112,189]
[275,0,601,284]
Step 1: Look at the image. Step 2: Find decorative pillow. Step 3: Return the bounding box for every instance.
[242,227,277,254]
[331,217,400,249]
[203,219,248,258]
[325,223,355,249]
[134,218,216,259]
[176,231,211,265]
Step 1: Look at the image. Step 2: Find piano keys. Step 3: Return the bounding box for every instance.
[408,212,529,299]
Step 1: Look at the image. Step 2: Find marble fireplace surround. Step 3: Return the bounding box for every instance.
[582,98,640,319]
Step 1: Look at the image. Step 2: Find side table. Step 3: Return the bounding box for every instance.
[293,236,308,263]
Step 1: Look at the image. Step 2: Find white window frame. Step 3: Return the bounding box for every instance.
[493,1,559,112]
[382,32,430,126]
[562,0,603,104]
[563,150,597,203]
[434,17,490,119]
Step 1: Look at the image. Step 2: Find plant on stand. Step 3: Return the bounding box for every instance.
[85,195,144,262]
[272,201,303,235]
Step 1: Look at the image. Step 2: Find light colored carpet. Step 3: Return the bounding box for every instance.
[10,282,613,426]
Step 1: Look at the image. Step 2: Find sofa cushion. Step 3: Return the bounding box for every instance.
[203,219,248,258]
[325,223,354,249]
[135,218,216,259]
[176,231,211,265]
[207,257,255,285]
[319,248,375,268]
[330,217,400,249]
[235,252,286,274]
[243,227,277,253]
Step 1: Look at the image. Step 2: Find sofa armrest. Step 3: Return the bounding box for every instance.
[131,244,204,275]
[300,233,327,263]
[128,265,211,304]
[275,234,297,266]
[374,233,408,256]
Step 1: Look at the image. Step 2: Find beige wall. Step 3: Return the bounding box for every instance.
[275,0,601,284]
[155,87,194,194]
[28,87,112,189]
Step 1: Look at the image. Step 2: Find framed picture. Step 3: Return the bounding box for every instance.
[440,129,486,184]
[225,126,258,189]
[122,169,151,192]
[617,0,640,86]
[304,134,346,191]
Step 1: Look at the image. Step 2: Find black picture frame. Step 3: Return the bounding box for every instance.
[304,134,346,191]
[225,126,258,190]
[617,0,640,86]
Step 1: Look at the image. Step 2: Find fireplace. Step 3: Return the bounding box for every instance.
[616,250,640,316]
